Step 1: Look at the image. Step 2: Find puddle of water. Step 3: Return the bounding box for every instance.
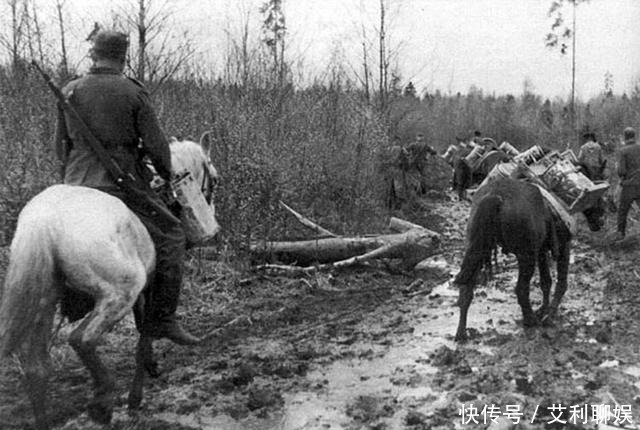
[624,366,640,378]
[230,281,521,430]
[137,278,526,430]
[623,366,640,392]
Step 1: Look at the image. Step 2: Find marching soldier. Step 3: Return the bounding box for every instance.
[578,131,605,180]
[614,127,640,241]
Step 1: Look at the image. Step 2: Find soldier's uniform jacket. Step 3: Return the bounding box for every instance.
[406,141,436,172]
[578,140,603,173]
[54,66,172,189]
[618,141,640,187]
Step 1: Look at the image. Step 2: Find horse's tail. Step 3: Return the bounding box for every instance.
[0,215,56,357]
[454,194,502,285]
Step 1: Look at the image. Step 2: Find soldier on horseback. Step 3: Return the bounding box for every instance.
[53,30,200,345]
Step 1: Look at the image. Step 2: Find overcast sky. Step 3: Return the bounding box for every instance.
[28,0,640,99]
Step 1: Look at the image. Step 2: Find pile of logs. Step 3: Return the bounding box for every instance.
[250,202,441,274]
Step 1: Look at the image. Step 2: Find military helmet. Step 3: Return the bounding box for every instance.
[91,30,129,61]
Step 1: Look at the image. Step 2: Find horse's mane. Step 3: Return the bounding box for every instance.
[170,140,206,175]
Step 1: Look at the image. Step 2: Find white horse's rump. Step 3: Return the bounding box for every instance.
[0,185,154,354]
[0,134,219,429]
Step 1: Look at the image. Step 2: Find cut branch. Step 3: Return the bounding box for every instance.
[388,217,427,233]
[279,201,338,237]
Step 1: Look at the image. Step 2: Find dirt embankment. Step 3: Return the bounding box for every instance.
[2,194,640,430]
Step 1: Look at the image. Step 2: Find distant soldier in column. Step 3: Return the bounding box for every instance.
[615,127,640,240]
[578,131,605,180]
[385,137,409,209]
[443,136,472,192]
[406,132,437,194]
[442,136,467,166]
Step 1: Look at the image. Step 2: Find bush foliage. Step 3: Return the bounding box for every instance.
[1,65,639,254]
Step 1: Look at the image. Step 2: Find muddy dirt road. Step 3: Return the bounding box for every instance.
[2,195,640,430]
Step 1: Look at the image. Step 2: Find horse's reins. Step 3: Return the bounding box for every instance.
[201,160,215,205]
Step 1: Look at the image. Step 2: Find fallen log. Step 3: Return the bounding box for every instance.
[250,226,440,267]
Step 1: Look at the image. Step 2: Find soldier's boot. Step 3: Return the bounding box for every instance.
[144,273,202,346]
[152,314,202,346]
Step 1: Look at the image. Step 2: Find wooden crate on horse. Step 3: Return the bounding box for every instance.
[481,147,609,214]
[541,157,610,214]
[475,146,608,235]
[516,147,609,215]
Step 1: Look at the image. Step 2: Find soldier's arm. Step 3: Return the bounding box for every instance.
[136,90,172,181]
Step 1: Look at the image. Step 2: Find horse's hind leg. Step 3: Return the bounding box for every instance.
[68,286,139,424]
[548,236,571,320]
[128,334,153,411]
[455,283,474,342]
[536,251,553,321]
[20,296,56,430]
[132,295,159,377]
[515,257,538,327]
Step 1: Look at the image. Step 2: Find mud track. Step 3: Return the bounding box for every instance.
[2,195,640,430]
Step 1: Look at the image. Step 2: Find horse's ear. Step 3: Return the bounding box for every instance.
[200,131,215,154]
[169,136,179,143]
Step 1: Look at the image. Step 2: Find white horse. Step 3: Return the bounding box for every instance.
[0,132,219,430]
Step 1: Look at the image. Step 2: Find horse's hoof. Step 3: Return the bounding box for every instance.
[87,399,113,424]
[145,360,161,378]
[454,331,467,342]
[540,317,554,327]
[535,307,548,320]
[522,316,539,327]
[128,392,143,411]
[540,311,556,327]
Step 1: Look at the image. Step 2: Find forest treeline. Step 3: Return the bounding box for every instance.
[1,62,639,255]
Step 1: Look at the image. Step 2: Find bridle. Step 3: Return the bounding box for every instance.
[200,158,217,205]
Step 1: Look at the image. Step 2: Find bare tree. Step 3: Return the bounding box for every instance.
[30,0,45,65]
[1,0,52,73]
[347,0,403,111]
[260,0,287,88]
[1,0,27,73]
[223,2,260,88]
[136,0,146,81]
[378,0,388,110]
[109,0,195,93]
[362,36,370,101]
[545,0,590,145]
[55,0,69,77]
[21,0,34,61]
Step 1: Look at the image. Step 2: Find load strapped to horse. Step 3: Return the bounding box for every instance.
[452,138,514,200]
[475,143,610,233]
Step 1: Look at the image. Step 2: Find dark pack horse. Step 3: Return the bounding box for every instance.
[0,133,219,429]
[454,177,604,342]
[453,149,512,200]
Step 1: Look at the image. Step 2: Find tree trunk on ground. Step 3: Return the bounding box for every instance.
[250,225,440,267]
